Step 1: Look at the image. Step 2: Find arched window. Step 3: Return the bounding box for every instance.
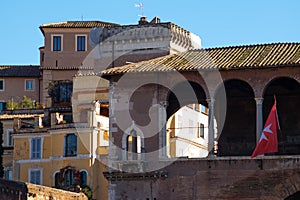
[80,170,87,186]
[54,172,60,188]
[65,169,74,186]
[126,130,142,160]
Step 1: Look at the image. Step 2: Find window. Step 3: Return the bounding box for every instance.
[0,102,6,113]
[65,134,77,157]
[198,123,205,138]
[54,172,60,188]
[80,170,87,186]
[29,169,42,185]
[6,129,14,147]
[65,169,74,186]
[4,169,12,180]
[52,35,62,51]
[31,137,42,159]
[76,35,86,51]
[25,80,34,91]
[0,79,4,91]
[50,81,73,103]
[189,120,194,134]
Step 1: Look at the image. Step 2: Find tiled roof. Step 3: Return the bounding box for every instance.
[40,21,119,28]
[0,114,43,120]
[101,42,300,76]
[0,65,40,77]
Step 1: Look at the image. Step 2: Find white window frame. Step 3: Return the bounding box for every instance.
[6,129,14,147]
[28,168,43,185]
[29,137,43,159]
[51,34,63,51]
[75,34,87,52]
[0,79,4,91]
[25,79,35,91]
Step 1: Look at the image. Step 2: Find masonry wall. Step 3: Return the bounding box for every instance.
[0,179,87,200]
[111,157,300,199]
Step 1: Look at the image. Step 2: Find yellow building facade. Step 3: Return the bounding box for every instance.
[12,105,109,199]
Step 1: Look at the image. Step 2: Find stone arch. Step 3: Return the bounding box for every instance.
[263,76,300,155]
[273,171,300,199]
[215,79,256,156]
[166,80,207,120]
[121,121,145,160]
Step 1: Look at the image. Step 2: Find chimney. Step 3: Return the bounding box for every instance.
[150,16,161,24]
[138,16,148,25]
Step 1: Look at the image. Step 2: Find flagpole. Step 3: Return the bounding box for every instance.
[274,94,281,130]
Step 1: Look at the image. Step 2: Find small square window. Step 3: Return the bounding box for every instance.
[76,35,86,51]
[0,80,4,91]
[29,169,42,185]
[52,35,62,51]
[25,80,34,91]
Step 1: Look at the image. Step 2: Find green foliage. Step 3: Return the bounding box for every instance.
[6,96,41,110]
[81,185,92,200]
[0,122,4,178]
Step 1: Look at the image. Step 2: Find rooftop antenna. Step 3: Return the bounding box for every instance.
[81,15,84,21]
[134,2,145,17]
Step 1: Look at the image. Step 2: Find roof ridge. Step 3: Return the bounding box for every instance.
[0,65,39,67]
[201,42,300,52]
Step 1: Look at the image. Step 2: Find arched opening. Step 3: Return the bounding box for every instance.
[263,77,300,155]
[167,81,207,119]
[126,130,141,160]
[80,170,88,186]
[285,191,300,200]
[215,79,256,156]
[166,81,208,158]
[54,171,60,188]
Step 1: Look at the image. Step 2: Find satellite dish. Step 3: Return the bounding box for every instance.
[89,27,105,48]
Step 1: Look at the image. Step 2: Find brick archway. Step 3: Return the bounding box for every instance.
[215,79,256,156]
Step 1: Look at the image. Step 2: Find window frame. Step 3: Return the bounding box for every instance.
[0,102,6,113]
[75,34,87,52]
[30,137,43,159]
[64,134,78,157]
[198,123,205,138]
[51,34,63,51]
[6,129,14,147]
[28,168,43,185]
[0,79,4,91]
[79,169,88,186]
[25,79,35,91]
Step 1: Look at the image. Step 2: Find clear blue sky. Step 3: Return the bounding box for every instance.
[0,0,300,65]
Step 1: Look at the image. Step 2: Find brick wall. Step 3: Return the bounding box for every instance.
[0,179,87,200]
[109,156,300,199]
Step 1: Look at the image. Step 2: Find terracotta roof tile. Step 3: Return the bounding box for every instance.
[40,21,119,28]
[101,42,300,76]
[0,65,40,77]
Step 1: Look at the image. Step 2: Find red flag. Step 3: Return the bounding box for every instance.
[251,102,280,158]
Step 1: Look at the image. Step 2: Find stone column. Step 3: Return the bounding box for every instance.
[207,99,215,157]
[159,101,168,159]
[255,98,264,143]
[108,81,118,171]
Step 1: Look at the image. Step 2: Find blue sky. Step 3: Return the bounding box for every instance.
[0,0,300,65]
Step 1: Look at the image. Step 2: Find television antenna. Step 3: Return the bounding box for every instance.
[134,2,145,17]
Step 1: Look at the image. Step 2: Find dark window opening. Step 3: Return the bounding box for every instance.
[53,36,61,51]
[65,134,77,157]
[77,36,86,51]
